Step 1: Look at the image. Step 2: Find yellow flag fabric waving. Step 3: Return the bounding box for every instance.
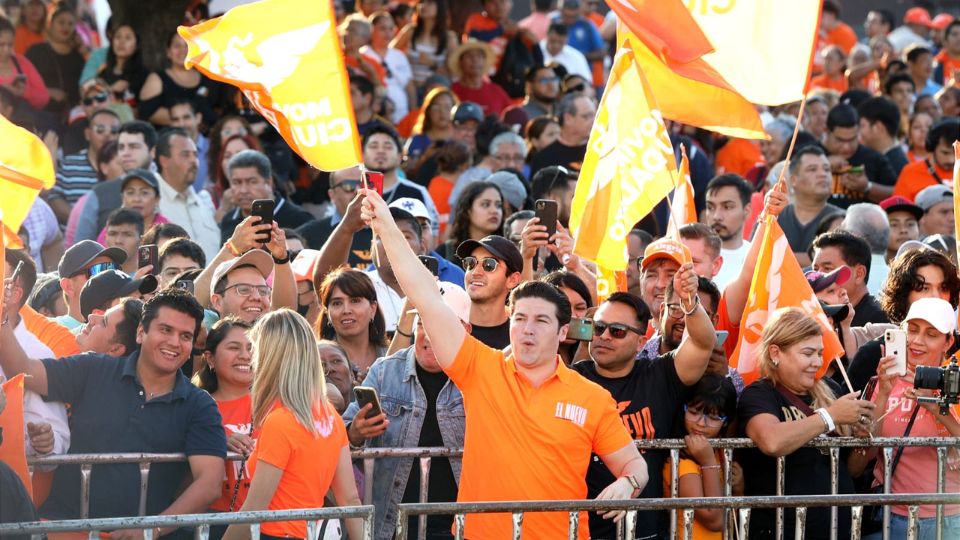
[665,145,697,239]
[0,114,55,248]
[569,43,677,271]
[179,0,361,171]
[730,216,844,384]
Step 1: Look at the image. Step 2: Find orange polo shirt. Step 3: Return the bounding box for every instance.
[893,159,952,201]
[445,336,632,540]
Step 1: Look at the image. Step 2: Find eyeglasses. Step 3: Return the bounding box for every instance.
[665,303,685,319]
[549,165,575,192]
[332,179,361,193]
[462,256,499,273]
[220,283,272,297]
[684,404,726,426]
[87,262,118,278]
[537,76,560,84]
[494,153,524,163]
[92,124,119,135]
[567,83,586,94]
[82,92,108,106]
[593,320,643,339]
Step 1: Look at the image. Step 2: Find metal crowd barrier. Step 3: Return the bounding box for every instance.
[0,507,375,540]
[28,437,960,540]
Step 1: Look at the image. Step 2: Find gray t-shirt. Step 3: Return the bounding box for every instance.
[778,203,842,255]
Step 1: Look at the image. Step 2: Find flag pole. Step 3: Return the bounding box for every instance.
[761,94,809,221]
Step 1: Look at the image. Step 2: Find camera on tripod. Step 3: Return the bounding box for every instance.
[914,356,960,415]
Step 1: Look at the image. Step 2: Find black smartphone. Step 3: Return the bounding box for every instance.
[174,279,195,294]
[534,199,559,239]
[250,199,275,243]
[567,317,594,341]
[137,244,158,272]
[353,386,383,418]
[418,255,439,276]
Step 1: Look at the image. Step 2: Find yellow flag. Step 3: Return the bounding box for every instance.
[179,0,361,171]
[0,114,55,248]
[665,145,697,239]
[569,43,676,271]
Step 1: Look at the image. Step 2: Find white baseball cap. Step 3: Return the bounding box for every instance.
[389,198,432,225]
[408,281,472,323]
[903,297,957,334]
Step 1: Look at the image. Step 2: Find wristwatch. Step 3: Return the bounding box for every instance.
[622,474,641,497]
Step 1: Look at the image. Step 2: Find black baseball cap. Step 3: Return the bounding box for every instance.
[79,270,158,320]
[58,240,127,278]
[121,169,161,195]
[456,235,523,275]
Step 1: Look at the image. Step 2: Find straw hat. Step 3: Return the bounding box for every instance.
[447,39,496,79]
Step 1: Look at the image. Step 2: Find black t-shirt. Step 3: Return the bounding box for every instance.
[828,144,897,209]
[736,379,854,539]
[470,320,510,350]
[401,363,456,539]
[848,337,883,394]
[851,294,889,327]
[573,352,691,539]
[528,140,588,178]
[884,146,909,177]
[296,218,374,270]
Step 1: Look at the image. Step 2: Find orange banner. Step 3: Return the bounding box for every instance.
[665,145,697,239]
[0,375,32,499]
[569,42,676,271]
[730,216,844,384]
[0,114,56,248]
[179,0,361,171]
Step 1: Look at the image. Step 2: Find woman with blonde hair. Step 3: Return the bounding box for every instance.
[737,308,875,539]
[223,309,362,540]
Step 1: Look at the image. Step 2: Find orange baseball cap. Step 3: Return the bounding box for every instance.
[932,13,955,30]
[640,237,691,270]
[904,7,932,27]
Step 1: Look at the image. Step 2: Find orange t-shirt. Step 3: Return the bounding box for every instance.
[211,395,254,512]
[893,159,952,201]
[395,107,420,139]
[935,50,960,86]
[825,23,858,54]
[663,457,722,540]
[14,26,43,56]
[427,175,453,235]
[714,138,762,177]
[809,73,848,93]
[21,305,80,357]
[444,336,633,540]
[251,403,347,538]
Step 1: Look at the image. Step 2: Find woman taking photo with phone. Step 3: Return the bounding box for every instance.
[223,309,362,540]
[862,298,960,539]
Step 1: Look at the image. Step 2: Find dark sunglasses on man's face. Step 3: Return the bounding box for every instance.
[461,256,499,273]
[593,320,643,339]
[86,262,118,278]
[83,92,108,106]
[333,179,361,193]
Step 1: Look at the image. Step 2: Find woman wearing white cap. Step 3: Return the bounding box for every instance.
[863,297,960,539]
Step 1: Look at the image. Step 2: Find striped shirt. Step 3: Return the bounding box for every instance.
[52,150,98,203]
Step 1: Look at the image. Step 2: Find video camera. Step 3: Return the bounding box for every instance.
[914,356,960,415]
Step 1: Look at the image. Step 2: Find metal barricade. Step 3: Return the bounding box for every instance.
[0,507,375,540]
[393,493,960,540]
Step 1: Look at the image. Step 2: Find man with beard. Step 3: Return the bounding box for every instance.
[156,127,221,262]
[574,267,715,539]
[363,124,439,231]
[704,174,752,290]
[501,64,561,130]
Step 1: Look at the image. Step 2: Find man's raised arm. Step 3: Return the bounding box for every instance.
[359,189,466,368]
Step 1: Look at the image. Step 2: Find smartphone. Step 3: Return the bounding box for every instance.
[534,199,559,239]
[364,171,384,196]
[884,329,907,377]
[174,279,195,294]
[849,165,864,174]
[137,244,158,272]
[716,330,729,347]
[353,386,383,418]
[567,317,594,341]
[418,255,439,276]
[250,199,275,243]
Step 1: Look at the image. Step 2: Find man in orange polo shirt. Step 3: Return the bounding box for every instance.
[893,118,959,201]
[359,188,648,539]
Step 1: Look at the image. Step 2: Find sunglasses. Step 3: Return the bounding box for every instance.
[461,256,499,273]
[333,179,361,193]
[87,262,118,278]
[82,92,108,106]
[566,83,586,93]
[92,125,119,135]
[593,320,643,339]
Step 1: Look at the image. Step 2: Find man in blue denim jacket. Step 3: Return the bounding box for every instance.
[343,281,472,540]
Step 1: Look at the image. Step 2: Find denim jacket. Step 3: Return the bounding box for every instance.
[343,347,465,540]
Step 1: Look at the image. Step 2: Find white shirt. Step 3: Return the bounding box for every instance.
[888,27,932,54]
[7,321,70,467]
[539,42,592,81]
[360,46,414,123]
[366,269,404,332]
[714,241,751,292]
[158,177,222,263]
[868,253,890,296]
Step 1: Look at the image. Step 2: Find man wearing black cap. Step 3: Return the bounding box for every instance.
[456,235,523,349]
[55,240,127,331]
[78,270,158,324]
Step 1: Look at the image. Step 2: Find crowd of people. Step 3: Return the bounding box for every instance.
[0,0,959,539]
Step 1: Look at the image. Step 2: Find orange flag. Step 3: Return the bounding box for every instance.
[730,216,844,384]
[179,0,361,171]
[0,375,33,499]
[665,145,697,239]
[569,42,677,272]
[0,114,55,248]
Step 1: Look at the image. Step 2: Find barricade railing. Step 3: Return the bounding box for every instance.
[0,506,375,540]
[393,494,960,540]
[29,437,959,540]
